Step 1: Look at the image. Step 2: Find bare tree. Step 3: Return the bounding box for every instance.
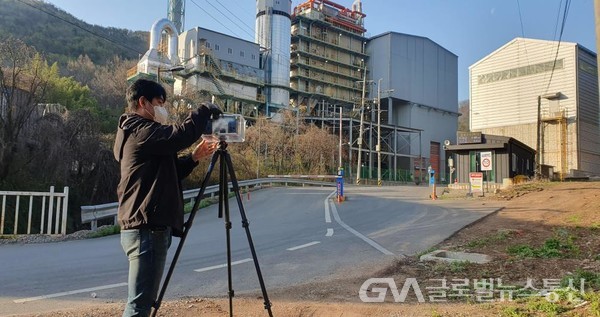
[90,56,134,110]
[66,55,96,87]
[0,37,51,182]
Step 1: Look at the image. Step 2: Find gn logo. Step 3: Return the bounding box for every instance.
[359,278,425,303]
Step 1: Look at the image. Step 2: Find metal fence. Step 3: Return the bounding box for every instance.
[81,178,335,231]
[0,186,69,235]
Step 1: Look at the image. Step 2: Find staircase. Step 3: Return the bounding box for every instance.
[203,51,227,96]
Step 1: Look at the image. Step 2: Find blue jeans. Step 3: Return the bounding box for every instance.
[121,227,172,317]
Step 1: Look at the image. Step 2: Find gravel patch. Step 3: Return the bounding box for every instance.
[0,226,115,245]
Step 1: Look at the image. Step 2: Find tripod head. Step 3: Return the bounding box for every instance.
[217,140,228,151]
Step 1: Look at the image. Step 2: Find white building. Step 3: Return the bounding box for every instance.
[176,27,264,116]
[470,37,600,178]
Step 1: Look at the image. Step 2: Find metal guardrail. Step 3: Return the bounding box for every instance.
[81,178,335,230]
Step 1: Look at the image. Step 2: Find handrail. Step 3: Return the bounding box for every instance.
[81,178,335,230]
[1,186,69,235]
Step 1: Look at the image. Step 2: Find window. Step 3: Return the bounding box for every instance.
[251,54,256,60]
[228,48,233,54]
[206,42,211,48]
[215,44,220,51]
[240,51,245,57]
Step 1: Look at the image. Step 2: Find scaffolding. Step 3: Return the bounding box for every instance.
[303,105,422,183]
[290,0,368,113]
[541,109,568,180]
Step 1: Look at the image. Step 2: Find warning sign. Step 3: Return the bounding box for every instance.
[480,151,492,171]
[469,172,484,193]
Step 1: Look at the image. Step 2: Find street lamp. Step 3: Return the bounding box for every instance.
[157,65,184,83]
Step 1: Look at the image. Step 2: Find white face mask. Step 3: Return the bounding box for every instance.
[153,106,168,124]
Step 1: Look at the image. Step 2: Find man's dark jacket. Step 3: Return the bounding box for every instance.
[113,108,210,237]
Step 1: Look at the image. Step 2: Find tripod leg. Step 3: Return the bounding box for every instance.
[150,150,221,317]
[219,150,235,317]
[223,151,274,317]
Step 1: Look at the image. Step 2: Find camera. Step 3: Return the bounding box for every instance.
[202,114,246,142]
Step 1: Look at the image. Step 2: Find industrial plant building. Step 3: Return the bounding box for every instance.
[175,27,265,117]
[469,37,600,179]
[287,0,458,183]
[367,32,459,182]
[128,0,460,183]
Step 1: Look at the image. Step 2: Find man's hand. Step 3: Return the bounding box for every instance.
[200,103,223,120]
[192,140,218,162]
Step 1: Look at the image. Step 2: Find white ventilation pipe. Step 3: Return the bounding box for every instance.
[149,18,179,63]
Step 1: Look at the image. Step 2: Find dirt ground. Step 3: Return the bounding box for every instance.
[15,181,600,317]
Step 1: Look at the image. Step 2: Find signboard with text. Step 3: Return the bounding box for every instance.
[480,151,493,171]
[457,131,482,144]
[469,172,484,193]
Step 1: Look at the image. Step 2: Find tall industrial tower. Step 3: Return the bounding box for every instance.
[255,0,292,113]
[168,0,185,33]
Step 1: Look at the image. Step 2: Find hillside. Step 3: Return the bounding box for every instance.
[0,0,148,65]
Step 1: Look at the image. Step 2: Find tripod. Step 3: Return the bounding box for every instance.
[151,141,273,317]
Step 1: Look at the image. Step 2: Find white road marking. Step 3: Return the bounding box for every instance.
[286,241,321,251]
[13,282,128,303]
[324,191,335,223]
[329,200,395,255]
[326,228,334,236]
[194,258,253,272]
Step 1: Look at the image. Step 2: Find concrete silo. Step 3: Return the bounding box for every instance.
[255,0,292,113]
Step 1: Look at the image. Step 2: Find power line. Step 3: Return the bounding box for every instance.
[516,0,526,37]
[202,0,255,41]
[188,0,246,40]
[213,0,256,35]
[16,0,144,56]
[552,0,564,41]
[544,0,571,94]
[515,0,530,71]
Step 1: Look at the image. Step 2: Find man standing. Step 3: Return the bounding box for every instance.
[113,79,222,316]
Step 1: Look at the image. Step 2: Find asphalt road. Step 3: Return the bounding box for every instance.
[0,185,501,316]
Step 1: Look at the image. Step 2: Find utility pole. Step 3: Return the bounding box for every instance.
[339,106,343,169]
[257,116,261,179]
[377,78,382,186]
[356,62,367,185]
[536,95,541,178]
[376,79,394,186]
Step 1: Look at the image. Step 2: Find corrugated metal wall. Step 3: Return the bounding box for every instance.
[368,33,459,180]
[469,38,600,176]
[470,38,577,130]
[576,46,600,175]
[386,33,458,113]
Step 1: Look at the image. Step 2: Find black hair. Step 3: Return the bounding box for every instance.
[126,79,167,112]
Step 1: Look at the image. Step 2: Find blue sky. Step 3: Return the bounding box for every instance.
[44,0,596,102]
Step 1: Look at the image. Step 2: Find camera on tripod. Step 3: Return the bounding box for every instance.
[203,114,246,143]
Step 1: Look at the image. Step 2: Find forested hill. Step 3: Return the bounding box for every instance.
[0,0,149,65]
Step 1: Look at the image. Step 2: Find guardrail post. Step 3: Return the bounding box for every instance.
[47,186,55,234]
[14,196,20,235]
[61,187,69,235]
[1,195,5,234]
